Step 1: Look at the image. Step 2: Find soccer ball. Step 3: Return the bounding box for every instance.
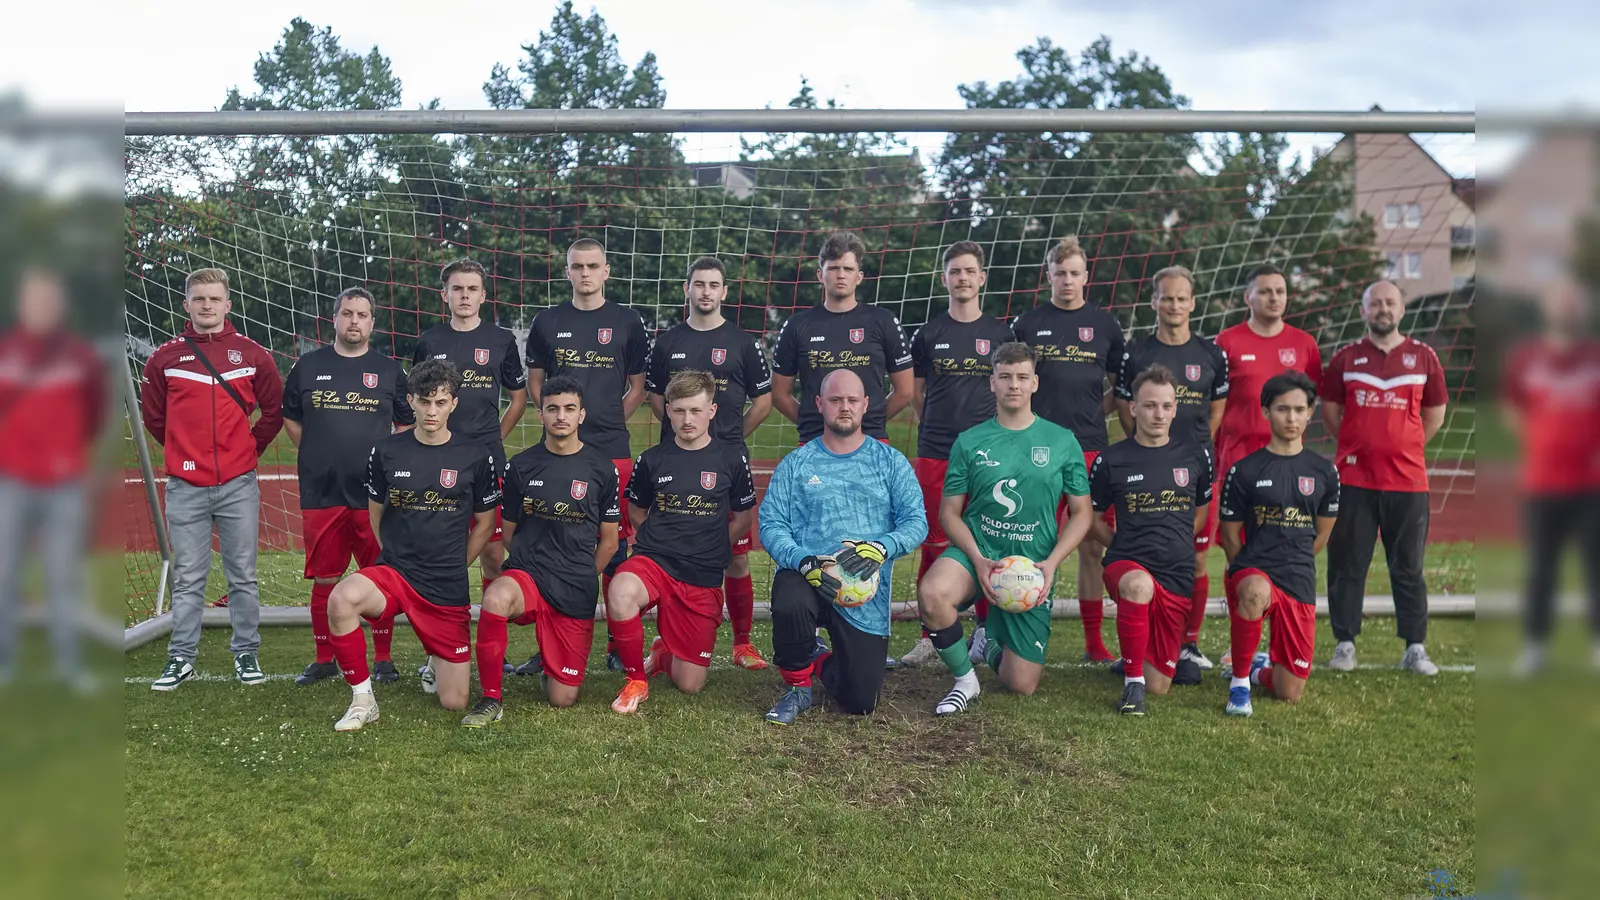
[823,557,880,608]
[989,556,1047,613]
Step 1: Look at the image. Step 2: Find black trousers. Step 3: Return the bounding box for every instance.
[1523,493,1600,640]
[1327,486,1431,644]
[771,568,889,715]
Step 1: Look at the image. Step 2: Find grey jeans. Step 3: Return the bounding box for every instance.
[0,477,87,675]
[165,471,261,662]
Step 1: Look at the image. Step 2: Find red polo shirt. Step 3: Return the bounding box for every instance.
[1500,337,1600,494]
[1322,336,1447,492]
[1214,321,1323,472]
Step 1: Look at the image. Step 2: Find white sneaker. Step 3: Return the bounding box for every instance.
[419,658,437,694]
[935,673,980,716]
[1328,641,1357,672]
[1180,643,1215,670]
[1513,643,1546,678]
[1401,643,1439,676]
[334,692,380,732]
[968,626,988,665]
[1593,641,1600,672]
[899,637,938,668]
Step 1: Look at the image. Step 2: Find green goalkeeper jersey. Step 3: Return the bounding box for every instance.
[944,415,1090,564]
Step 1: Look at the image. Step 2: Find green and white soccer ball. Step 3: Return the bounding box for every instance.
[823,557,880,608]
[989,555,1047,613]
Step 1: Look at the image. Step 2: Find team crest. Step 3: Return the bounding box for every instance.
[711,348,727,365]
[571,480,588,500]
[700,471,717,490]
[1298,476,1316,496]
[227,349,243,366]
[976,339,991,356]
[439,469,458,488]
[1173,467,1190,487]
[1402,353,1417,370]
[363,372,379,389]
[1079,327,1094,342]
[1031,446,1050,467]
[849,328,865,344]
[1279,348,1297,367]
[597,328,613,345]
[473,348,490,366]
[1185,364,1201,381]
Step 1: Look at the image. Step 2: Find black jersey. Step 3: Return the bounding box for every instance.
[645,319,771,446]
[1090,437,1214,597]
[282,346,413,509]
[524,300,651,460]
[1114,334,1229,449]
[1009,302,1125,452]
[624,438,757,587]
[771,302,912,442]
[365,432,501,607]
[1219,448,1341,605]
[909,312,1016,460]
[412,319,525,461]
[502,442,621,618]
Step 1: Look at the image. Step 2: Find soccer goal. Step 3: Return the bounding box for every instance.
[121,108,1475,643]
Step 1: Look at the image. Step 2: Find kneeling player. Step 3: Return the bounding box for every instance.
[462,376,621,725]
[606,371,757,714]
[759,369,926,723]
[917,342,1093,715]
[1218,370,1339,715]
[1089,365,1214,716]
[326,359,501,731]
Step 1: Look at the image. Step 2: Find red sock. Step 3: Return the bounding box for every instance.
[608,614,646,680]
[329,627,370,686]
[310,582,334,664]
[781,663,813,687]
[975,595,990,623]
[1255,665,1276,696]
[1115,599,1150,676]
[476,611,508,700]
[1230,608,1264,680]
[1186,575,1210,643]
[1081,599,1109,657]
[370,613,394,663]
[725,574,755,645]
[812,650,833,683]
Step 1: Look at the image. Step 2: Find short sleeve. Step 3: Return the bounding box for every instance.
[745,334,772,397]
[523,315,550,373]
[625,312,650,376]
[729,447,757,512]
[942,434,970,497]
[884,312,914,373]
[600,461,622,523]
[1195,445,1215,503]
[499,333,527,390]
[1322,349,1347,404]
[391,365,416,425]
[644,332,669,395]
[1422,344,1448,406]
[1218,463,1245,522]
[772,315,800,377]
[1089,452,1111,512]
[1317,462,1341,518]
[473,452,503,513]
[1303,334,1324,385]
[1060,442,1090,496]
[910,325,932,379]
[500,463,525,524]
[281,362,303,422]
[623,451,653,508]
[1210,342,1230,400]
[365,445,386,501]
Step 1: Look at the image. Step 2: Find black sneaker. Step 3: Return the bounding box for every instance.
[372,660,400,683]
[295,661,339,686]
[513,653,544,677]
[1118,681,1146,716]
[605,650,625,673]
[1108,659,1125,677]
[1172,658,1203,686]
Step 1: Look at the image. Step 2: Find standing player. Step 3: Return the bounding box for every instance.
[523,238,651,673]
[916,343,1095,716]
[1010,236,1125,663]
[1209,264,1323,667]
[1114,266,1228,669]
[462,376,620,724]
[643,256,773,670]
[412,258,526,595]
[1092,365,1214,716]
[759,369,926,724]
[1218,371,1340,716]
[325,359,501,731]
[1322,280,1448,676]
[605,371,757,715]
[282,287,414,686]
[899,241,1014,669]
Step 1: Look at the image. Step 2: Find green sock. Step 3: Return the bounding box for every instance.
[936,639,974,678]
[985,638,1003,674]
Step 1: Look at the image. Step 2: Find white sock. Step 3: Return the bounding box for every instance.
[1249,668,1263,686]
[352,679,373,695]
[1230,676,1250,690]
[954,670,979,693]
[1124,674,1146,686]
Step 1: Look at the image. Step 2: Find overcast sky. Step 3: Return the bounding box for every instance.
[7,1,1595,176]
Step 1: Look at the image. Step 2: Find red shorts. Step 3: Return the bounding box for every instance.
[1057,450,1115,530]
[357,565,472,663]
[504,569,596,687]
[1226,568,1316,678]
[1103,560,1188,678]
[913,457,951,545]
[461,504,505,543]
[1195,489,1219,553]
[615,554,723,668]
[301,506,380,579]
[613,457,635,542]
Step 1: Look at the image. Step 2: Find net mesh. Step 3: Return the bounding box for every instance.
[122,128,1475,625]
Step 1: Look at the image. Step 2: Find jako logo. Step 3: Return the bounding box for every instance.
[556,332,572,338]
[992,478,1023,518]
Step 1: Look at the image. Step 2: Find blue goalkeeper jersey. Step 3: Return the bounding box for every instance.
[759,437,927,636]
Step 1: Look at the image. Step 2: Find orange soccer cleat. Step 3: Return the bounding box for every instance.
[611,678,649,715]
[732,643,769,670]
[644,636,672,679]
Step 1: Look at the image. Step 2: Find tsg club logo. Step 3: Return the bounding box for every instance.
[1402,353,1418,370]
[1172,467,1190,487]
[1185,365,1201,381]
[700,471,718,490]
[848,328,865,344]
[474,348,490,366]
[597,328,614,345]
[1079,327,1094,342]
[975,339,991,356]
[1298,476,1316,496]
[363,373,379,389]
[711,348,727,365]
[227,349,243,366]
[439,469,458,488]
[571,480,588,500]
[1031,446,1051,467]
[1279,348,1298,367]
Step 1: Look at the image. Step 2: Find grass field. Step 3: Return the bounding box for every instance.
[125,615,1474,899]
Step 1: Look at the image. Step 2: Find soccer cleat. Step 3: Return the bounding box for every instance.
[1108,658,1125,676]
[419,660,437,694]
[644,636,670,679]
[1249,651,1271,679]
[1592,640,1600,672]
[1401,643,1439,676]
[732,643,769,670]
[334,692,379,732]
[813,634,831,658]
[295,661,339,686]
[898,637,938,668]
[234,652,266,685]
[968,625,989,665]
[460,697,504,728]
[605,650,625,673]
[1118,681,1146,716]
[1328,641,1357,672]
[884,654,899,670]
[1224,685,1253,717]
[151,657,195,692]
[1180,643,1214,670]
[934,677,979,716]
[764,686,813,725]
[210,593,230,608]
[1512,643,1546,678]
[611,678,649,714]
[372,659,400,684]
[1219,648,1233,670]
[513,653,545,677]
[1084,647,1117,664]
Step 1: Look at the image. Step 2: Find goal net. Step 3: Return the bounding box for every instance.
[122,125,1475,627]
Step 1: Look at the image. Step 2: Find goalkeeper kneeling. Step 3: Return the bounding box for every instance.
[758,370,927,725]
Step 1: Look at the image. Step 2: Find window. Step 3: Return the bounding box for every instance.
[1383,204,1401,229]
[1403,202,1422,228]
[1385,251,1401,279]
[1403,252,1422,279]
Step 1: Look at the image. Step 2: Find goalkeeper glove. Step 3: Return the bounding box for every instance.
[799,555,841,602]
[836,540,888,581]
